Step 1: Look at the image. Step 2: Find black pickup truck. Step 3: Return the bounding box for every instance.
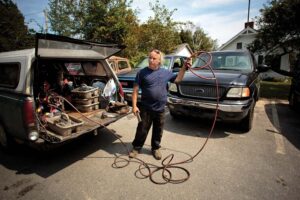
[167,50,269,131]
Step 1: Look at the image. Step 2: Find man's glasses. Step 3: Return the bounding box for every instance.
[151,49,161,54]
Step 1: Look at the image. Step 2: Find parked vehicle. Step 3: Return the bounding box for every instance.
[167,50,269,131]
[0,33,129,151]
[289,58,300,110]
[108,56,132,75]
[118,55,188,102]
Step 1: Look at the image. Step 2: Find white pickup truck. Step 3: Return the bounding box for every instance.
[0,33,129,151]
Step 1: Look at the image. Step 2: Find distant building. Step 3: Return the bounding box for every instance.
[172,43,194,57]
[218,22,292,73]
[218,22,257,52]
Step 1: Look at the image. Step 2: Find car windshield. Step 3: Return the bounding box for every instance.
[162,57,171,69]
[135,58,148,68]
[135,57,171,70]
[192,51,252,71]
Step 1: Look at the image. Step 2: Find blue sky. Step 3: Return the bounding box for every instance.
[15,0,269,46]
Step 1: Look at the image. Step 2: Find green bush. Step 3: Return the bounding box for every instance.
[262,77,291,83]
[260,81,291,100]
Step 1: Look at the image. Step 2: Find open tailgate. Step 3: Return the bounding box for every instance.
[35,33,125,60]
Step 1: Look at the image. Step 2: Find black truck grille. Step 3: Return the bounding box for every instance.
[179,85,226,99]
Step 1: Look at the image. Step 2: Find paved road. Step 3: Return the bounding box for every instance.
[0,99,299,200]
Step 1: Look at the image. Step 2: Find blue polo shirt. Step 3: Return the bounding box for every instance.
[135,67,176,112]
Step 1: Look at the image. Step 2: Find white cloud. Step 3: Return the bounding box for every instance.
[174,10,245,45]
[190,0,244,9]
[17,0,267,46]
[130,0,264,46]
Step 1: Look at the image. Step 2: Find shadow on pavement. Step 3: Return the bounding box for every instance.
[0,128,131,178]
[164,112,248,139]
[264,102,300,150]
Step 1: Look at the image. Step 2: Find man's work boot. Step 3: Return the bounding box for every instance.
[129,149,139,158]
[152,149,162,160]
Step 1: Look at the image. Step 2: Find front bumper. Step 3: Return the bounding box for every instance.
[167,95,253,122]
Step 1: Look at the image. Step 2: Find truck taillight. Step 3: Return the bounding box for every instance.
[118,83,124,98]
[23,97,35,126]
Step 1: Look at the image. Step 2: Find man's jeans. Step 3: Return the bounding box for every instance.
[132,107,165,151]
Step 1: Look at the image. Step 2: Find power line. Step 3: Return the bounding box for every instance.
[23,10,44,16]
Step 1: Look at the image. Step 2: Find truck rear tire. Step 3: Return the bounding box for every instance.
[0,124,13,152]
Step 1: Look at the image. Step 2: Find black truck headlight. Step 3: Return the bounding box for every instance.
[226,87,250,98]
[169,83,178,93]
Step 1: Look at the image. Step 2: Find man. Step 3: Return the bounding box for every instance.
[129,49,189,160]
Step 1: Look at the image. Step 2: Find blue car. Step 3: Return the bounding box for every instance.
[118,54,188,102]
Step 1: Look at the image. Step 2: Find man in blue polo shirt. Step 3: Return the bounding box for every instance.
[129,49,188,160]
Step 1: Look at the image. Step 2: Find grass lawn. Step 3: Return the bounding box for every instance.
[260,80,291,100]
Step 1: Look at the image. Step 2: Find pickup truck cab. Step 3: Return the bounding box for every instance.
[107,56,132,75]
[167,50,269,131]
[0,33,129,151]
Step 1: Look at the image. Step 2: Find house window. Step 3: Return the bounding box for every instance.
[236,42,242,49]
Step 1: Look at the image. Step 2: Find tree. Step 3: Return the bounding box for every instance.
[180,30,193,46]
[249,0,300,70]
[48,0,78,37]
[0,0,34,52]
[179,22,194,49]
[192,27,217,51]
[179,22,218,52]
[48,0,138,43]
[47,0,217,63]
[136,0,181,55]
[48,0,140,60]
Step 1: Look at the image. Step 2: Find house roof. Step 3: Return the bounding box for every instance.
[171,43,194,57]
[218,26,257,50]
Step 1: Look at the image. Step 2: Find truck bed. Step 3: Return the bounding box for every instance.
[41,108,129,143]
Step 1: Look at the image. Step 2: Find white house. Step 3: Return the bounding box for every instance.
[218,22,257,52]
[218,22,291,73]
[172,43,194,57]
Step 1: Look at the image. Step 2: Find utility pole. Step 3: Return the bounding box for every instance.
[247,0,251,23]
[43,9,48,33]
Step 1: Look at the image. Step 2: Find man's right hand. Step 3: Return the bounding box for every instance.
[132,106,140,115]
[132,84,140,115]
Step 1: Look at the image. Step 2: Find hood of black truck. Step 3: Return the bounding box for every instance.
[180,70,255,86]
